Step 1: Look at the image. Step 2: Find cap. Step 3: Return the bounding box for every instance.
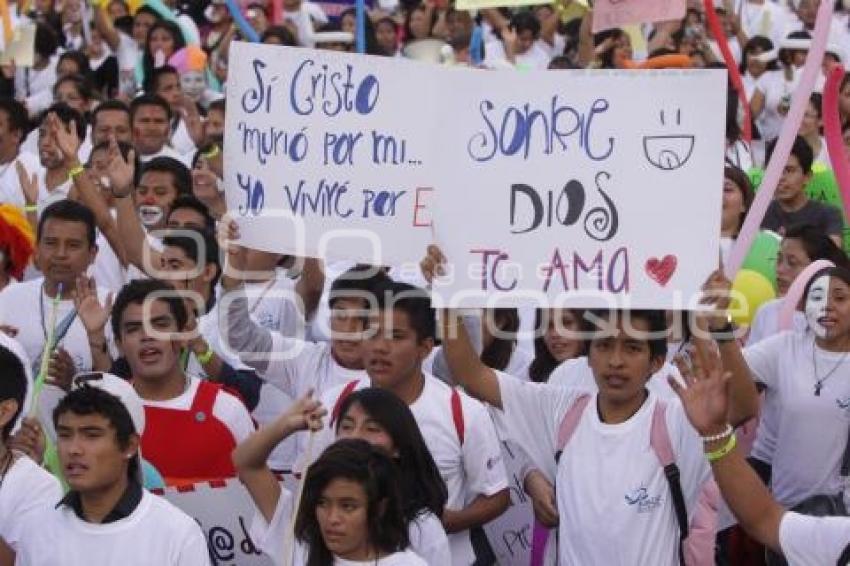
[72,372,145,436]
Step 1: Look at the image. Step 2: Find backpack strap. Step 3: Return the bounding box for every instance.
[451,388,464,446]
[650,401,689,566]
[330,380,360,427]
[837,542,850,566]
[555,393,592,464]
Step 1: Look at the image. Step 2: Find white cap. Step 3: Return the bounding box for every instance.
[72,373,145,436]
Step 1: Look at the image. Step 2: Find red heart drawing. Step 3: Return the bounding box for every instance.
[645,255,677,286]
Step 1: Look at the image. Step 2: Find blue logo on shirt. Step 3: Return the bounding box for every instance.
[625,486,662,514]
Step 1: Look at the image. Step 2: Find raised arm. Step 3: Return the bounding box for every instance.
[669,339,784,552]
[232,394,326,523]
[441,310,503,408]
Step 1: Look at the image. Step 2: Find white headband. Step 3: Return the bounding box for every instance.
[752,48,779,63]
[780,38,812,51]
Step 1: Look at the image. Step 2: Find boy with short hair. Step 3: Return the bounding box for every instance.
[16,373,210,565]
[760,136,844,246]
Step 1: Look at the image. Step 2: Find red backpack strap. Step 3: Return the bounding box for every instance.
[650,400,689,566]
[555,393,592,463]
[330,380,360,427]
[450,388,464,446]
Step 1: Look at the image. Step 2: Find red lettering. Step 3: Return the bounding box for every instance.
[413,187,434,227]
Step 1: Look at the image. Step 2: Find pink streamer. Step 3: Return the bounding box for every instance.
[823,64,850,215]
[778,259,834,331]
[530,520,550,566]
[271,0,282,25]
[725,0,834,279]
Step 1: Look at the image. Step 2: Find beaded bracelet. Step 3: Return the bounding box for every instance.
[706,434,737,463]
[701,423,733,444]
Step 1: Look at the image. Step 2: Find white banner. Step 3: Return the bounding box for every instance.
[483,440,534,566]
[431,69,726,309]
[226,44,726,308]
[153,478,275,566]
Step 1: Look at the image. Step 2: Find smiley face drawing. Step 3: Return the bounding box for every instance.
[643,109,695,171]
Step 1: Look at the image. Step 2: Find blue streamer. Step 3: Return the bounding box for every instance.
[224,0,260,43]
[355,0,365,53]
[470,25,483,66]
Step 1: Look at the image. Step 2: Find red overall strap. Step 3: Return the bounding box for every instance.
[142,380,239,485]
[450,388,464,446]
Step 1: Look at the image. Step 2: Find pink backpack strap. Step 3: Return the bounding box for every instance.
[555,393,592,462]
[650,400,675,466]
[450,388,464,446]
[330,380,360,427]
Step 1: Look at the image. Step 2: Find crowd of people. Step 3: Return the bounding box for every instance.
[0,0,848,564]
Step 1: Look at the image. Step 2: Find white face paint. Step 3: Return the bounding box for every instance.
[180,71,206,102]
[138,205,164,227]
[805,275,831,338]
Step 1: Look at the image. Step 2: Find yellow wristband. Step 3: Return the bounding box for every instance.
[68,165,85,181]
[202,145,220,159]
[23,204,37,212]
[706,433,737,463]
[195,346,214,365]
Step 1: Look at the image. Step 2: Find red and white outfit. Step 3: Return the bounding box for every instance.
[141,376,255,485]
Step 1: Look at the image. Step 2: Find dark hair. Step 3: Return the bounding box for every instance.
[139,156,192,197]
[374,279,436,342]
[142,20,186,86]
[41,102,87,142]
[208,98,225,114]
[585,309,668,361]
[801,265,850,319]
[162,228,221,312]
[594,28,627,69]
[167,194,215,232]
[57,50,93,80]
[37,200,96,247]
[807,92,823,121]
[34,22,59,59]
[130,93,173,123]
[328,265,391,309]
[0,98,29,136]
[403,4,437,43]
[766,135,814,174]
[111,278,189,338]
[335,388,447,520]
[510,11,540,37]
[548,55,577,70]
[92,99,131,130]
[740,35,778,74]
[0,344,27,441]
[784,224,850,267]
[338,8,380,54]
[724,165,755,235]
[145,64,179,96]
[528,308,587,383]
[54,74,95,106]
[295,439,409,566]
[261,25,297,46]
[53,384,139,479]
[480,308,519,371]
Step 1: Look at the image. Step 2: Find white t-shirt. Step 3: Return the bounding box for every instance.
[143,375,255,444]
[744,330,850,508]
[15,489,211,565]
[778,511,850,566]
[316,374,508,566]
[138,145,191,168]
[0,151,41,207]
[746,298,806,466]
[0,454,62,551]
[740,1,789,47]
[495,371,710,566]
[0,278,112,379]
[35,174,73,218]
[16,57,58,116]
[249,484,439,566]
[755,70,795,142]
[198,277,305,470]
[170,119,197,160]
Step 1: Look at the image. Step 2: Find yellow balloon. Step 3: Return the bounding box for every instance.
[128,0,144,15]
[729,270,776,326]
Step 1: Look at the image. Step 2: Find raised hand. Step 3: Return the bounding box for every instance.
[420,244,447,284]
[10,417,46,463]
[46,347,76,391]
[277,391,326,434]
[105,137,135,196]
[15,161,39,206]
[73,275,113,335]
[49,113,81,162]
[669,338,731,437]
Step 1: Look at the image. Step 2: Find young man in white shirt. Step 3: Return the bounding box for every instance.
[16,372,210,565]
[671,335,850,566]
[109,278,255,484]
[314,280,510,566]
[0,338,62,563]
[441,308,713,566]
[32,103,88,217]
[129,94,189,166]
[0,200,109,378]
[0,98,42,208]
